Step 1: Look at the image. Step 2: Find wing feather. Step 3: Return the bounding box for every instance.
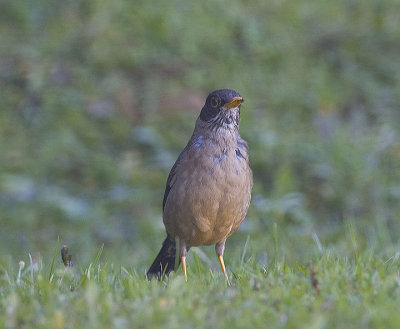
[162,148,188,211]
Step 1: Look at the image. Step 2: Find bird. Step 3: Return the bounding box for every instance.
[147,89,253,282]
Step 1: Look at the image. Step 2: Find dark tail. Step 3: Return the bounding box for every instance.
[147,236,177,280]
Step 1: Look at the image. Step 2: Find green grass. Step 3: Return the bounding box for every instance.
[1,240,400,329]
[1,0,400,327]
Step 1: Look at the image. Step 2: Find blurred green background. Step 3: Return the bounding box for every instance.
[1,0,400,270]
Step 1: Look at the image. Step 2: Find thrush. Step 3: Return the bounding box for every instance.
[147,89,253,282]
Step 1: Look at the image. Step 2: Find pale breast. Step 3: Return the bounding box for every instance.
[163,135,252,246]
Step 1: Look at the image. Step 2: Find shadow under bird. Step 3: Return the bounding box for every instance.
[147,89,253,282]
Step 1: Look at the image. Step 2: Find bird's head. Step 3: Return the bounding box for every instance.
[199,89,244,132]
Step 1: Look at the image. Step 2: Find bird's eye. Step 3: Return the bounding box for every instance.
[210,97,220,108]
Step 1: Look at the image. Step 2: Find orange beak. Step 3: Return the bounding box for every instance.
[224,96,243,109]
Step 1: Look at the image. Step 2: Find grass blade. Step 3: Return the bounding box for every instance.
[273,222,278,266]
[240,235,250,268]
[48,235,60,281]
[93,244,104,269]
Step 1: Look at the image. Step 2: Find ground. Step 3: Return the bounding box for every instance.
[1,0,400,328]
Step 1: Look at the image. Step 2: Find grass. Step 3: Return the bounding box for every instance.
[1,232,400,328]
[1,0,400,327]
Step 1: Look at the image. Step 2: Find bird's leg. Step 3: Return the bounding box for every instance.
[179,239,188,281]
[215,241,230,285]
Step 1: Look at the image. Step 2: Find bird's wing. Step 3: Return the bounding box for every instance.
[162,147,188,212]
[236,135,249,160]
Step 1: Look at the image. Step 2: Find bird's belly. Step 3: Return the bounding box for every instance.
[163,151,252,246]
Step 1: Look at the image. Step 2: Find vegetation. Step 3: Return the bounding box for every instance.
[1,0,400,327]
[2,241,400,328]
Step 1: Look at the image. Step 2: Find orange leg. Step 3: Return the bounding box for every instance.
[180,239,188,281]
[218,255,230,285]
[181,255,187,281]
[216,241,230,285]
